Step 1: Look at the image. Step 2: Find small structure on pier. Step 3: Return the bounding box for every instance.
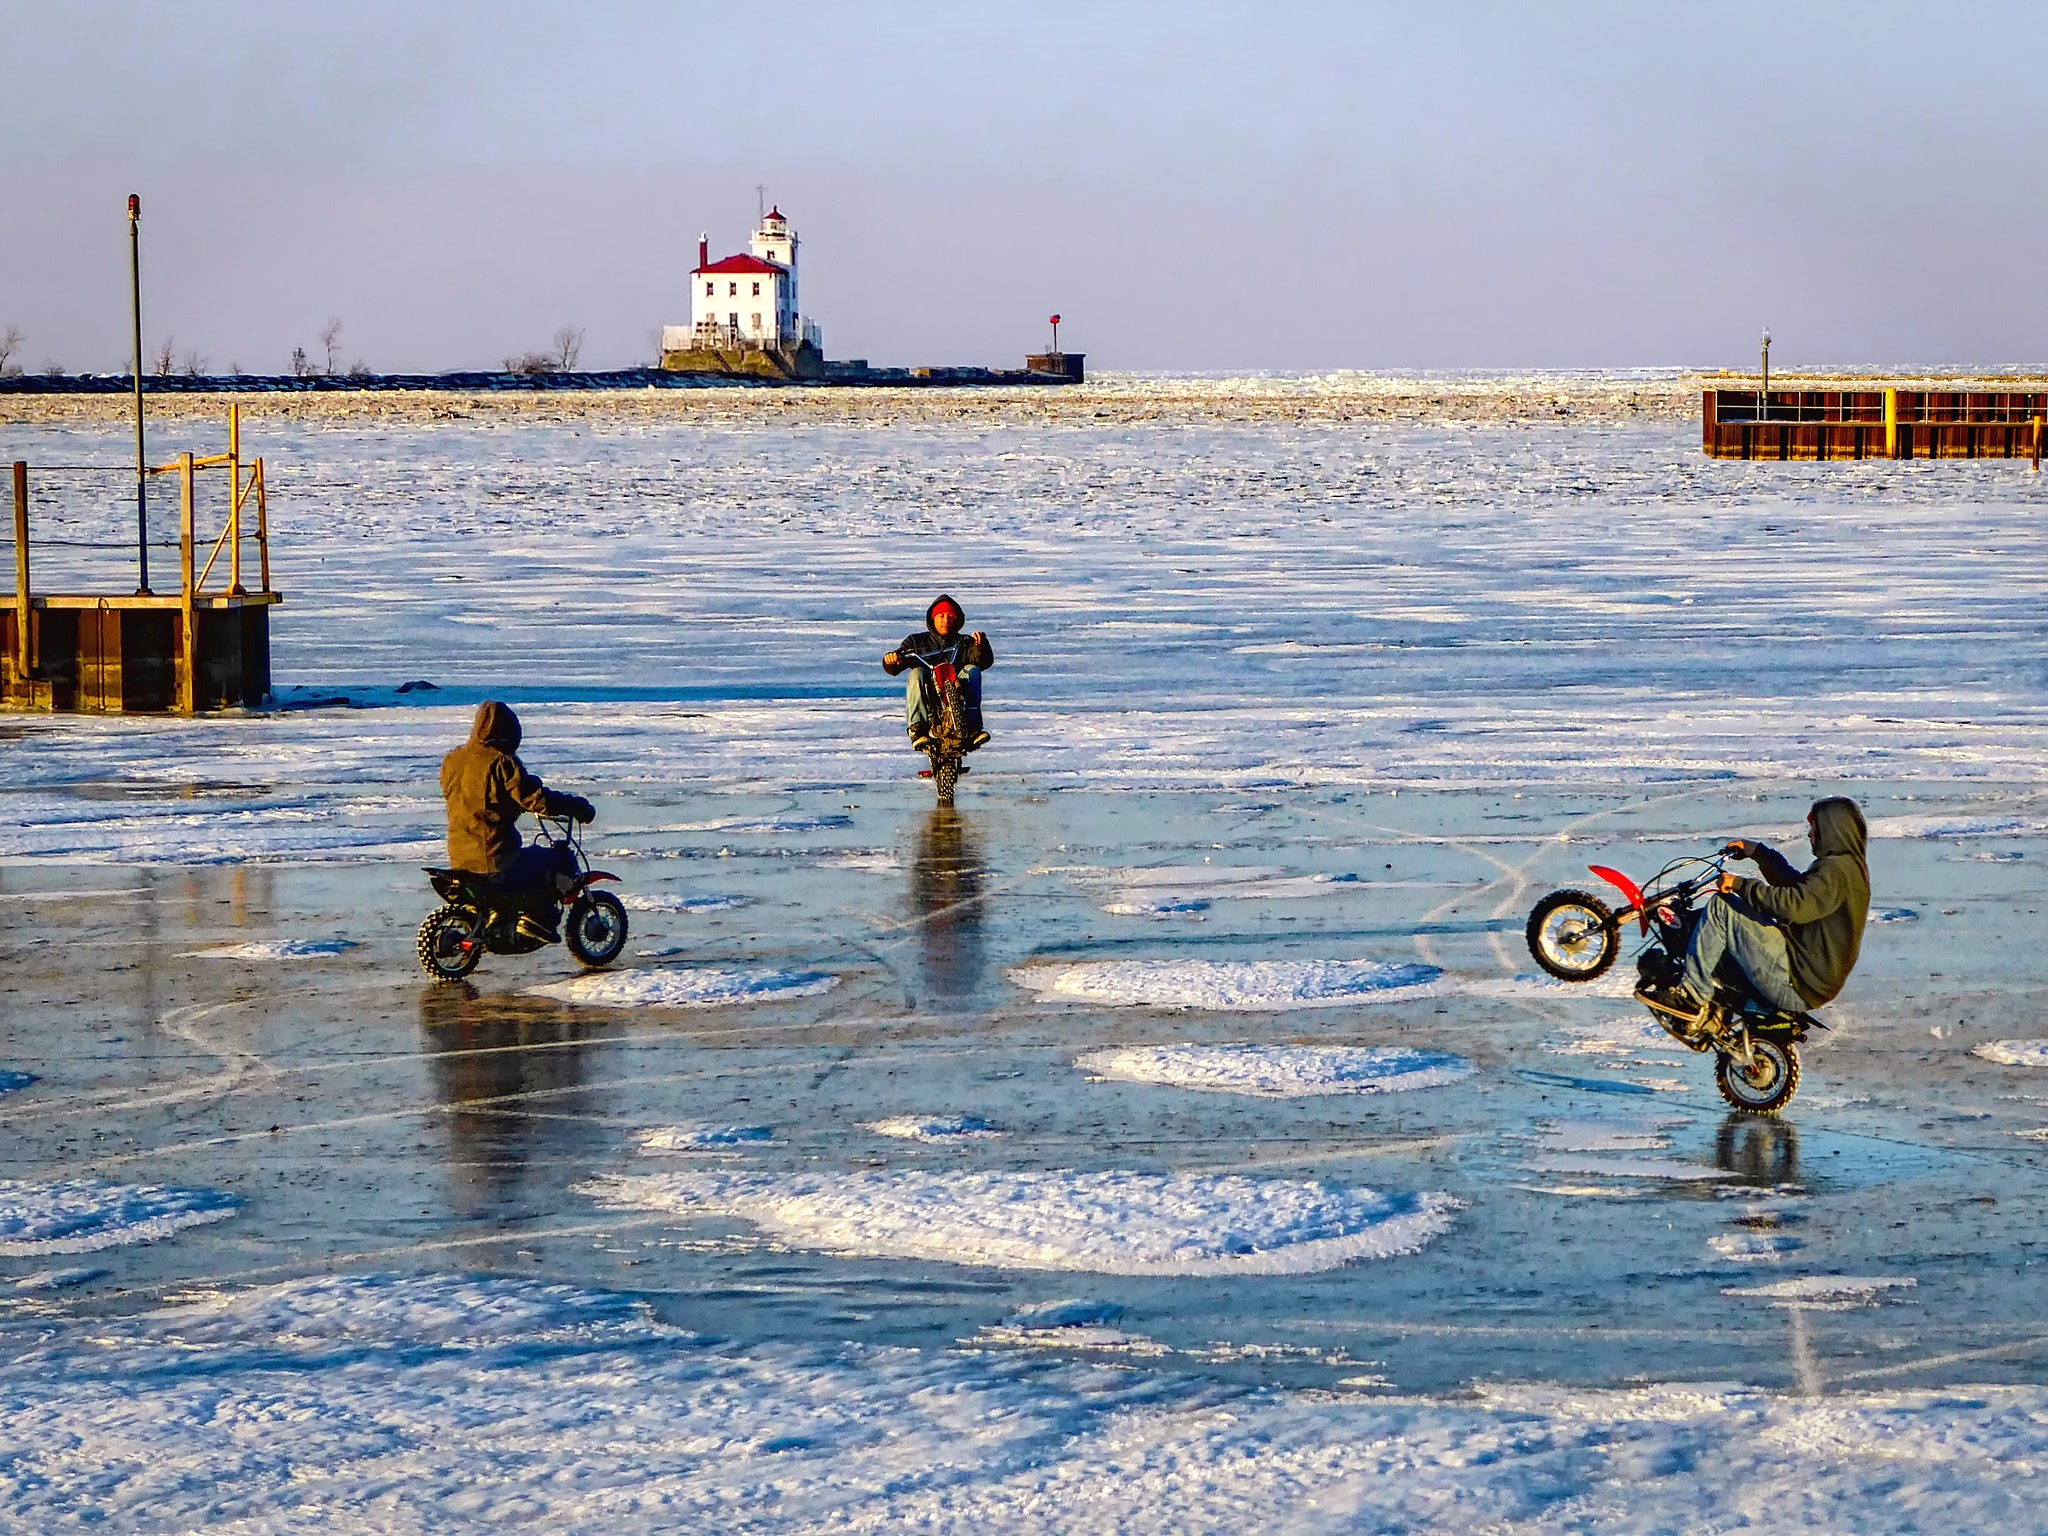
[1702,382,2047,463]
[4,406,281,713]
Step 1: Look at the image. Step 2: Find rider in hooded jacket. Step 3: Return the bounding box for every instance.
[882,594,994,753]
[440,700,595,942]
[1651,795,1870,1021]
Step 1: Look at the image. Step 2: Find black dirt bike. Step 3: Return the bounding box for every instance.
[1525,848,1823,1114]
[907,656,972,805]
[417,814,629,981]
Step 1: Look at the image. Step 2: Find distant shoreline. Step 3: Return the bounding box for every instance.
[7,370,2043,430]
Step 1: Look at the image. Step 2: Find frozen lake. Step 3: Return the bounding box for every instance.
[3,385,2048,1529]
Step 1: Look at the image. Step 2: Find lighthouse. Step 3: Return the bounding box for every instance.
[662,207,821,376]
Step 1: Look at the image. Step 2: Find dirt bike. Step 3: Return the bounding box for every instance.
[906,656,973,805]
[1525,847,1823,1114]
[417,814,628,981]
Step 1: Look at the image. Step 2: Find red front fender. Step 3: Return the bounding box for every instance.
[570,871,620,896]
[1587,864,1649,933]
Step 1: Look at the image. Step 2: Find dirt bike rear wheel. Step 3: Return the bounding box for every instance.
[418,905,485,981]
[565,890,629,968]
[1716,1037,1799,1114]
[1525,890,1619,981]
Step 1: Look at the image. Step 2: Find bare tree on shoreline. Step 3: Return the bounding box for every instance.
[152,335,177,376]
[319,317,345,377]
[551,325,585,371]
[0,323,23,378]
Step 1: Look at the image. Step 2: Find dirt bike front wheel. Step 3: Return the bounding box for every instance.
[1716,1037,1800,1114]
[933,757,959,804]
[418,906,485,981]
[565,890,629,968]
[1525,890,1620,981]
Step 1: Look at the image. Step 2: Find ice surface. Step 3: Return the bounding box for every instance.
[618,891,750,913]
[1519,1117,1734,1181]
[2,1270,2046,1531]
[0,1178,239,1255]
[181,938,357,959]
[638,1124,775,1151]
[1012,958,1441,1010]
[1075,1043,1472,1097]
[1709,1231,1805,1261]
[1974,1040,2048,1067]
[581,1168,1460,1275]
[526,966,838,1008]
[866,1114,1002,1141]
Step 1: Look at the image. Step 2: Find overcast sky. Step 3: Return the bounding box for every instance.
[7,1,2048,373]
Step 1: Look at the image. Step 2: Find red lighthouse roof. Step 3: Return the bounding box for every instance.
[694,253,786,276]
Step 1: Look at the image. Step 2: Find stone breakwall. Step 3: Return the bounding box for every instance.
[1,377,1706,431]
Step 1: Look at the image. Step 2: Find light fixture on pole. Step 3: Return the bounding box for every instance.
[1049,314,1061,355]
[1759,327,1772,421]
[128,193,151,596]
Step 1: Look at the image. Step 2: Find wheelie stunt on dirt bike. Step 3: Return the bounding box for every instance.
[417,700,629,980]
[1525,796,1869,1113]
[883,594,993,804]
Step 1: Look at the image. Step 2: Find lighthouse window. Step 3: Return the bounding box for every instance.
[728,282,738,296]
[752,282,761,296]
[704,282,713,297]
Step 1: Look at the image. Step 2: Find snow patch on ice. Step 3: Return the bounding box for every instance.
[640,1124,776,1151]
[0,1179,240,1255]
[1723,1275,1917,1307]
[866,1114,1001,1142]
[620,892,751,913]
[1866,813,2048,840]
[582,1168,1460,1275]
[1076,1042,1472,1098]
[1545,1018,1690,1056]
[1975,1040,2048,1067]
[12,1266,109,1291]
[1709,1231,1804,1262]
[1012,958,1441,1011]
[664,815,853,835]
[527,967,838,1009]
[183,938,356,960]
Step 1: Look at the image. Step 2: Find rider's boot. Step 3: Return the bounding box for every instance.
[966,729,990,752]
[909,725,935,754]
[1637,978,1713,1032]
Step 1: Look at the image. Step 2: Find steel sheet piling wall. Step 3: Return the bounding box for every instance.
[1704,386,2048,462]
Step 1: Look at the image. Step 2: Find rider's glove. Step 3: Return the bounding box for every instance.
[564,795,596,824]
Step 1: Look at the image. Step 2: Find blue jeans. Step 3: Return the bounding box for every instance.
[906,665,982,736]
[1682,894,1806,1011]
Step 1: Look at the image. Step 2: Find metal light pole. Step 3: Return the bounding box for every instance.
[1049,313,1061,355]
[1759,327,1772,422]
[128,193,151,595]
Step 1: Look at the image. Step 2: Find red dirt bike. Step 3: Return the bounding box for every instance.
[1525,847,1822,1114]
[416,814,628,981]
[905,656,972,805]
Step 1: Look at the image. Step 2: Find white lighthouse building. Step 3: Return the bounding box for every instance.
[665,206,820,357]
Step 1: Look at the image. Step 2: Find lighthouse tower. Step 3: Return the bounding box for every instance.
[749,206,798,320]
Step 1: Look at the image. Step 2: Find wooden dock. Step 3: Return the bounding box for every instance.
[4,408,281,713]
[1702,382,2048,462]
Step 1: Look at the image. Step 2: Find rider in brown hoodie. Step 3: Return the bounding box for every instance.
[440,701,594,941]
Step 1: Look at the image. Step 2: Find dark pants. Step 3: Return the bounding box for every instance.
[498,841,575,908]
